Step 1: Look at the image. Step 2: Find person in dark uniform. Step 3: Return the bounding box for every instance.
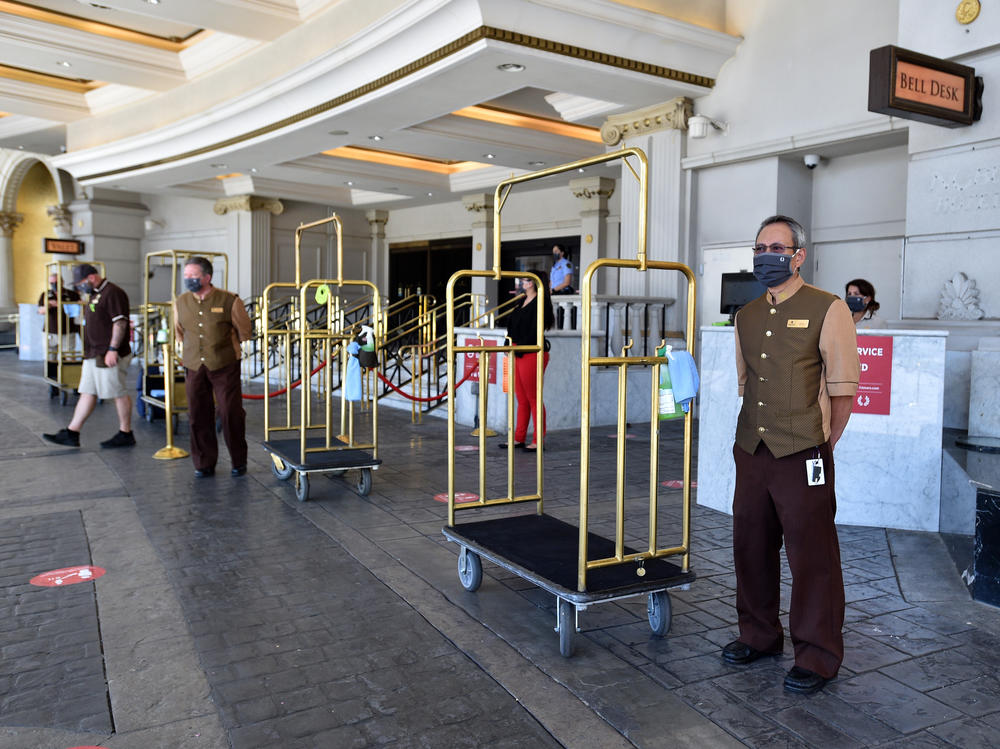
[38,272,80,398]
[43,263,136,448]
[722,215,860,695]
[173,257,252,478]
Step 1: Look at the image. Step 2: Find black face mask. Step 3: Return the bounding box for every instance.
[184,277,203,293]
[845,295,866,313]
[76,281,94,295]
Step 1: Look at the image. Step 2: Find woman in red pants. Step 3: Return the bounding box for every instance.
[500,271,555,451]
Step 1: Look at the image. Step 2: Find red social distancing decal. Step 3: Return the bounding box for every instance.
[454,445,479,452]
[661,479,698,488]
[433,492,479,504]
[30,565,106,587]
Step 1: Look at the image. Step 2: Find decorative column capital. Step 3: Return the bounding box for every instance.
[569,177,615,201]
[600,97,693,146]
[0,212,23,237]
[365,209,389,233]
[213,195,284,216]
[462,193,494,215]
[47,204,72,237]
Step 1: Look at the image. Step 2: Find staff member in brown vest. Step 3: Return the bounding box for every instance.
[721,216,859,695]
[173,257,252,478]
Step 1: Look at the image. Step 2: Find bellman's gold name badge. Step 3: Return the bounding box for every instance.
[787,319,809,328]
[211,307,224,313]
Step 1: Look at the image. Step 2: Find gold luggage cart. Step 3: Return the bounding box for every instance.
[42,259,102,406]
[139,250,229,427]
[441,148,697,656]
[261,215,382,502]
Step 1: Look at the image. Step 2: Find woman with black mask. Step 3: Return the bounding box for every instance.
[500,271,555,451]
[844,279,885,328]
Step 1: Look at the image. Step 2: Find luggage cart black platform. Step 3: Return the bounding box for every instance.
[263,437,381,501]
[443,513,696,656]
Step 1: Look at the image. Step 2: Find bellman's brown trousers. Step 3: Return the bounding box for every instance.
[185,360,247,471]
[732,440,844,679]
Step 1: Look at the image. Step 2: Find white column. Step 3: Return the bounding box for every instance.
[68,189,147,303]
[0,212,23,310]
[366,209,389,297]
[462,193,496,308]
[214,195,283,298]
[568,177,615,294]
[602,98,690,331]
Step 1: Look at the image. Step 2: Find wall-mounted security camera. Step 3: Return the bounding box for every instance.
[803,154,821,170]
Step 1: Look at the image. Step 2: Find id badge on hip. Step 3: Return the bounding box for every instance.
[806,448,825,486]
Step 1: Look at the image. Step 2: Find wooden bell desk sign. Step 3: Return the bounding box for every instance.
[869,45,983,127]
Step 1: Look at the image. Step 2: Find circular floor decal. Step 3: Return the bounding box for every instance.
[454,445,479,452]
[433,492,479,504]
[660,479,698,489]
[30,565,106,587]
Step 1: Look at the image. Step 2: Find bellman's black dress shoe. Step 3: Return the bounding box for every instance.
[194,467,215,478]
[721,640,783,665]
[783,666,829,694]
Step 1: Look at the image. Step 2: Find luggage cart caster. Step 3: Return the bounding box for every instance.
[557,598,576,657]
[295,472,309,502]
[457,548,482,592]
[356,467,372,496]
[647,590,672,636]
[270,455,293,481]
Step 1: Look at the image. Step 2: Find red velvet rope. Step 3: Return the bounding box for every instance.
[241,359,327,400]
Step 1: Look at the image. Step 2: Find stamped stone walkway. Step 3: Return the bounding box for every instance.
[1,354,998,748]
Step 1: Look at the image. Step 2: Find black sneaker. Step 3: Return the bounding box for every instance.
[100,431,136,448]
[42,428,79,447]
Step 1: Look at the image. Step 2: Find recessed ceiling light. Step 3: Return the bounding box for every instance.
[144,0,160,5]
[249,167,258,173]
[427,192,433,197]
[210,162,228,169]
[56,61,71,68]
[369,135,383,141]
[345,181,354,186]
[484,153,495,159]
[578,168,585,173]
[529,161,544,167]
[497,63,525,72]
[329,129,349,136]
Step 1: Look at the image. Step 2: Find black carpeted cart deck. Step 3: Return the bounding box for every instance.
[263,437,380,501]
[443,513,695,656]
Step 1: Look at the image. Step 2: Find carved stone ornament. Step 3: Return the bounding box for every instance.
[462,195,493,213]
[937,271,985,320]
[47,204,72,236]
[600,97,693,146]
[0,212,24,237]
[213,195,284,216]
[571,185,615,200]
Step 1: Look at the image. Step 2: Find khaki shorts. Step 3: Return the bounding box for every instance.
[79,355,132,400]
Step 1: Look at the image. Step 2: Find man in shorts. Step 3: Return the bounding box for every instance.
[43,263,136,448]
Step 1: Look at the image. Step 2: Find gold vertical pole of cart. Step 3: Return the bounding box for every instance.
[153,341,189,460]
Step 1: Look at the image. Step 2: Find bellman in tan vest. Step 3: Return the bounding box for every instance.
[173,257,252,478]
[721,216,860,695]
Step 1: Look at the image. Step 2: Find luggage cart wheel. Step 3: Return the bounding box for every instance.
[457,548,482,592]
[295,472,309,502]
[558,598,576,657]
[356,467,372,496]
[270,455,294,481]
[647,591,672,636]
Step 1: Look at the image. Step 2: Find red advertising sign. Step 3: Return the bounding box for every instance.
[30,565,106,587]
[855,336,892,415]
[462,337,498,384]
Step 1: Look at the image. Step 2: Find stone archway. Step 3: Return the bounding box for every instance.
[0,149,74,310]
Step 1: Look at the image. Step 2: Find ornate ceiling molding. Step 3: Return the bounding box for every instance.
[212,195,284,215]
[600,97,693,146]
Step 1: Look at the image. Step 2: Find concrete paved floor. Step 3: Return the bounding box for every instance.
[1,354,999,748]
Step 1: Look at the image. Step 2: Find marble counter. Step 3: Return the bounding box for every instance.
[697,326,948,532]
